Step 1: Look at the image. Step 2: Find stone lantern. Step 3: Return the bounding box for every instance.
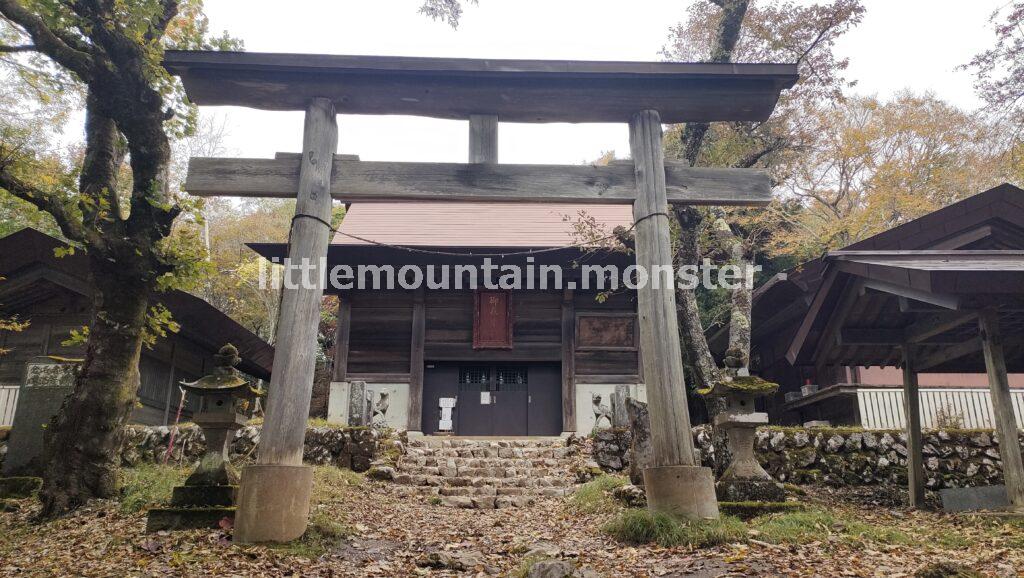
[147,344,262,532]
[702,372,784,503]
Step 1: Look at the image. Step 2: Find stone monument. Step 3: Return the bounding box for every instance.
[3,362,77,475]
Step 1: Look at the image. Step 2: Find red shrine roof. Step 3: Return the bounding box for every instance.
[332,202,634,248]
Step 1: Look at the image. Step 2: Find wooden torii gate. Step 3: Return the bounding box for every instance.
[165,50,798,542]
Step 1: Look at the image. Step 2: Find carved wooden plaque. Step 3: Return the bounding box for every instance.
[473,290,513,349]
[576,315,637,350]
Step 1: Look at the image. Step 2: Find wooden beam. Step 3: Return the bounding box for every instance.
[332,298,351,381]
[258,98,338,466]
[904,311,978,343]
[184,156,772,206]
[978,309,1024,512]
[469,115,498,164]
[407,288,426,432]
[914,337,982,372]
[838,327,904,345]
[901,344,926,509]
[629,110,696,468]
[812,278,863,368]
[561,288,576,432]
[862,278,959,310]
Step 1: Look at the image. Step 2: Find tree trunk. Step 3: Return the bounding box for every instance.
[36,245,152,517]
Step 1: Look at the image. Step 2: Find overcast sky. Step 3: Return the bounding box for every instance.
[197,0,1003,164]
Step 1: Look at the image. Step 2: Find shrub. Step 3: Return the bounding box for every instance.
[602,509,746,548]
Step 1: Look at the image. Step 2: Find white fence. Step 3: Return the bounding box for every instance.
[0,385,19,427]
[857,388,1024,430]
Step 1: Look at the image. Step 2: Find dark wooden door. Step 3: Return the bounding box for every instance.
[422,363,459,435]
[493,367,529,436]
[526,364,562,435]
[424,363,561,436]
[456,366,494,436]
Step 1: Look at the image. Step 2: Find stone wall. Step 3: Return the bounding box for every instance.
[592,425,1024,491]
[119,424,388,473]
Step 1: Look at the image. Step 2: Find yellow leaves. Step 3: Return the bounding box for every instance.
[775,91,1007,260]
[61,325,89,348]
[142,303,179,350]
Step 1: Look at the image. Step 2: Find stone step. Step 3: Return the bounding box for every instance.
[392,474,573,488]
[399,456,571,469]
[404,447,576,460]
[394,485,575,499]
[396,464,566,478]
[407,439,567,449]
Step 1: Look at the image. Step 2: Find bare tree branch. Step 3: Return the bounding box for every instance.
[0,43,34,52]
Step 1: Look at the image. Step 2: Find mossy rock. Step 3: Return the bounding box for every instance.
[0,477,42,499]
[719,501,805,521]
[699,375,779,397]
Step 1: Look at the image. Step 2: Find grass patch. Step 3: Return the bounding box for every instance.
[567,474,627,514]
[119,463,189,514]
[602,509,746,548]
[751,508,909,546]
[311,466,363,506]
[720,501,804,520]
[271,510,354,559]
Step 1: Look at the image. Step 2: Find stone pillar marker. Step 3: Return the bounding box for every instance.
[629,110,718,519]
[234,98,338,543]
[3,363,76,475]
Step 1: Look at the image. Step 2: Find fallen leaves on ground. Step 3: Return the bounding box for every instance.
[0,475,1022,577]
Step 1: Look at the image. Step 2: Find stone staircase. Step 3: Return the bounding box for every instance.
[390,438,580,509]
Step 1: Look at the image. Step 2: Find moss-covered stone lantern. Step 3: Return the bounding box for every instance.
[700,371,784,503]
[146,344,261,532]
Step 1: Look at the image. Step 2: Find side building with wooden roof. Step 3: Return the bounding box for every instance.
[722,183,1024,429]
[0,228,274,427]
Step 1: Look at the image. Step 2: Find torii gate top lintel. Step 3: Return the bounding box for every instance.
[164,50,798,123]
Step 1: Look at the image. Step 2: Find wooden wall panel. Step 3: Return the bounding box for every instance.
[514,290,561,344]
[347,290,414,374]
[575,350,640,376]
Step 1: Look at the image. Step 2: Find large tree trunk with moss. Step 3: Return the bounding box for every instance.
[37,262,152,517]
[29,81,175,517]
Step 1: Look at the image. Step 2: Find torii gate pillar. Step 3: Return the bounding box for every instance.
[235,98,339,543]
[630,110,719,519]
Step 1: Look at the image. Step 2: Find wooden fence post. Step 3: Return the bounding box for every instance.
[629,110,718,519]
[235,98,338,543]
